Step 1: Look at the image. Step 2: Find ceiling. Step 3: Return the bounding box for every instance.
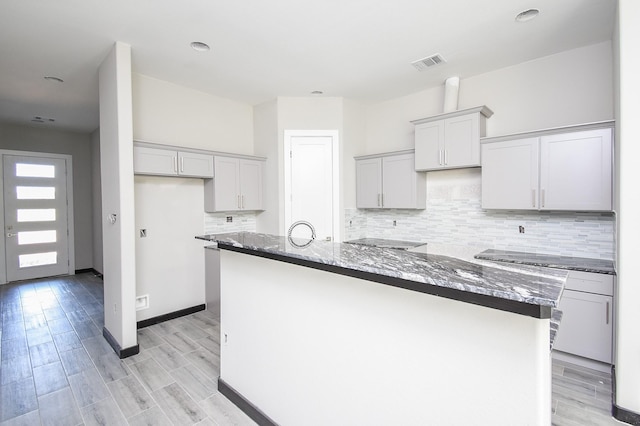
[0,0,615,133]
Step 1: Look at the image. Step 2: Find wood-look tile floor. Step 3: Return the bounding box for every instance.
[0,273,255,426]
[0,272,627,425]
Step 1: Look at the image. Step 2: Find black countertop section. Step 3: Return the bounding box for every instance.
[196,233,566,319]
[474,249,615,275]
[344,238,426,250]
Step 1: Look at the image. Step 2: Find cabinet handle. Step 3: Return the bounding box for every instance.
[377,194,381,207]
[173,156,178,172]
[444,150,448,165]
[439,149,443,165]
[381,193,384,207]
[541,189,545,208]
[241,195,245,209]
[532,189,536,208]
[606,302,610,325]
[237,195,241,209]
[180,157,184,172]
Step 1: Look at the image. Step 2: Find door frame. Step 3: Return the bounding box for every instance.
[0,149,75,284]
[283,130,340,242]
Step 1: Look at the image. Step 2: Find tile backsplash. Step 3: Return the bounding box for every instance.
[345,169,615,260]
[204,211,257,234]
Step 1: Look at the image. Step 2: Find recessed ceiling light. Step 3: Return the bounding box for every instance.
[44,76,64,83]
[515,8,540,22]
[311,90,323,95]
[190,41,210,52]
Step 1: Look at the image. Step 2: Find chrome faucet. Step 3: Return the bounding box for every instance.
[287,220,316,240]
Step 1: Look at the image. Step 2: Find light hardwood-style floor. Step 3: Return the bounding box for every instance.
[0,273,626,425]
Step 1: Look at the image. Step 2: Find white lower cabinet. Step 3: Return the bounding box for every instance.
[553,270,614,364]
[355,151,426,209]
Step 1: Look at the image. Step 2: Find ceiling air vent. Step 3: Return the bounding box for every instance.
[411,53,446,71]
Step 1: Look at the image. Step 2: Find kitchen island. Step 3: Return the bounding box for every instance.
[198,232,566,425]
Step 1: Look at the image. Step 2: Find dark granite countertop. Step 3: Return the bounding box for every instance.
[344,238,426,250]
[197,233,566,319]
[474,249,615,275]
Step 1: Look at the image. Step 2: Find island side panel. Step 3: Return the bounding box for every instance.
[219,250,551,425]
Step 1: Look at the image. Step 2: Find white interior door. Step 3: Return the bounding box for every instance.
[286,132,337,242]
[3,155,71,281]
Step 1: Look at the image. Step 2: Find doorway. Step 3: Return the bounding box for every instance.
[1,151,74,283]
[284,130,340,242]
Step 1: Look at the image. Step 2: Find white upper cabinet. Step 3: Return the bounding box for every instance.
[481,138,540,210]
[481,125,613,212]
[205,156,264,212]
[539,129,612,211]
[355,157,382,208]
[134,145,213,178]
[413,106,493,171]
[355,151,426,209]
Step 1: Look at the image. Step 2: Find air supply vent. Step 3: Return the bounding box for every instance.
[411,53,446,71]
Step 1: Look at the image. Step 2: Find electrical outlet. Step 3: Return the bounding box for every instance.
[519,226,525,234]
[226,216,233,223]
[140,229,147,238]
[393,220,397,226]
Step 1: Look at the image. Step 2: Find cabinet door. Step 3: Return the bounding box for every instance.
[211,157,240,211]
[356,158,382,208]
[540,129,612,211]
[553,290,613,363]
[133,146,177,176]
[415,121,444,171]
[382,153,425,209]
[444,113,480,168]
[178,151,214,178]
[239,159,263,211]
[481,138,539,209]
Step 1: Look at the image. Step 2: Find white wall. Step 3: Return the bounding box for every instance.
[365,41,614,154]
[0,122,94,270]
[134,176,206,321]
[131,74,256,320]
[254,100,280,234]
[99,42,137,351]
[132,73,253,153]
[614,0,640,417]
[253,97,366,239]
[90,128,103,274]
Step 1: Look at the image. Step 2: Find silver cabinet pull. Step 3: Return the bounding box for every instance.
[439,149,443,165]
[606,302,610,325]
[173,156,178,173]
[237,195,241,209]
[444,150,448,165]
[541,189,545,208]
[241,195,245,209]
[180,157,184,173]
[381,193,384,207]
[532,189,536,208]
[377,194,381,207]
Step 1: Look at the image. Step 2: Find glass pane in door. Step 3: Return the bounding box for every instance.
[16,163,55,178]
[19,252,58,268]
[17,209,56,222]
[16,186,56,199]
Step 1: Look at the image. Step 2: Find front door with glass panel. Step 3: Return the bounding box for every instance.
[3,155,70,281]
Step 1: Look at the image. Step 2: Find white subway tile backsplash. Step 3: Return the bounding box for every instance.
[204,212,257,234]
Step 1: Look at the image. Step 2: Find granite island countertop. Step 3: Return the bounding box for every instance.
[197,232,566,319]
[474,249,615,275]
